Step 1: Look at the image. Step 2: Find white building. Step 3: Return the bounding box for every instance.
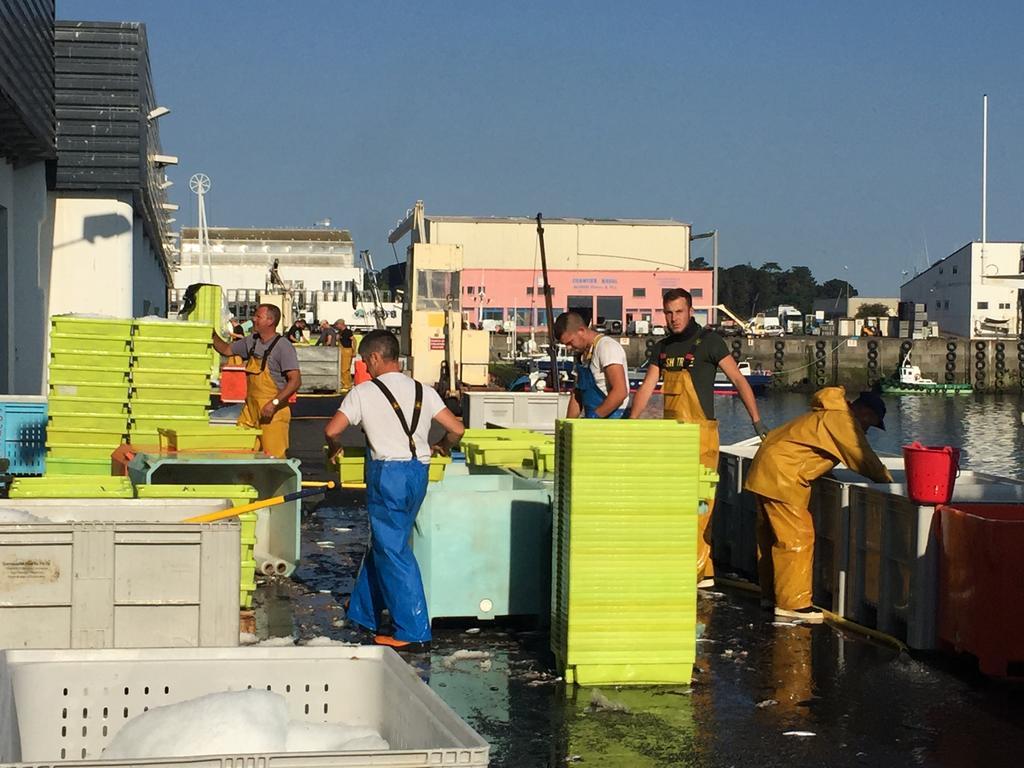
[173,226,362,320]
[900,241,1024,338]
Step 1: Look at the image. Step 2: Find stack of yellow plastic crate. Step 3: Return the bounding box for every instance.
[461,429,554,468]
[551,419,708,686]
[128,320,214,449]
[46,316,133,475]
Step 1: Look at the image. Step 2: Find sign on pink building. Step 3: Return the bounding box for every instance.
[459,268,713,330]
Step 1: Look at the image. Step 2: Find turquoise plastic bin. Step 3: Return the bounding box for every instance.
[412,471,552,621]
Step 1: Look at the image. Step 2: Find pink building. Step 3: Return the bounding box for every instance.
[461,268,713,331]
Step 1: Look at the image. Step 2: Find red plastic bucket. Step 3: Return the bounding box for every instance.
[902,441,960,505]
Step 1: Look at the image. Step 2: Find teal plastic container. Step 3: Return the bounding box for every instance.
[412,472,552,621]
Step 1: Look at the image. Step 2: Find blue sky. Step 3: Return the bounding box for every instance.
[59,1,1024,295]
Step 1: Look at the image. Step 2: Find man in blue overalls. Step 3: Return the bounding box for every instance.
[324,330,464,649]
[554,311,630,418]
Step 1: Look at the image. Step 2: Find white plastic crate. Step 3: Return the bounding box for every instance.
[0,646,489,766]
[0,500,238,649]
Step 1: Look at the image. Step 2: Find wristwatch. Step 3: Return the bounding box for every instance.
[271,398,280,406]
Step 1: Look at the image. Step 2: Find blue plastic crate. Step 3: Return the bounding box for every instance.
[0,398,47,475]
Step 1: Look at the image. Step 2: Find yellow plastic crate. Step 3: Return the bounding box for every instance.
[131,367,211,387]
[51,315,133,337]
[45,443,118,461]
[131,383,211,403]
[51,333,131,354]
[335,447,450,486]
[131,337,213,356]
[128,399,210,419]
[133,320,213,341]
[49,365,130,385]
[43,457,112,476]
[48,396,129,416]
[9,475,133,498]
[132,352,214,373]
[158,426,260,452]
[134,484,258,509]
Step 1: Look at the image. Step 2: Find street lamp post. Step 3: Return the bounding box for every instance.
[690,229,718,324]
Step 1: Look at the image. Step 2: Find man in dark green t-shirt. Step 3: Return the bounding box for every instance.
[630,288,766,589]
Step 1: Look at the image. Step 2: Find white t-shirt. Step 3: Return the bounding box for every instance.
[338,372,446,463]
[587,335,630,409]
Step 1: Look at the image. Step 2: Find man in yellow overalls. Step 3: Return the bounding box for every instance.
[630,288,766,588]
[745,387,892,622]
[212,303,302,458]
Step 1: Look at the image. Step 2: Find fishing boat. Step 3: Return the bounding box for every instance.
[714,360,773,395]
[880,352,973,395]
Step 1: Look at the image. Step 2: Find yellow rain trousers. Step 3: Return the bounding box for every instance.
[238,340,291,458]
[662,366,719,581]
[341,346,354,391]
[745,386,892,610]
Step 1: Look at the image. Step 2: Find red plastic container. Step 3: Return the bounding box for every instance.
[902,442,960,504]
[354,360,370,385]
[938,503,1024,676]
[219,366,247,403]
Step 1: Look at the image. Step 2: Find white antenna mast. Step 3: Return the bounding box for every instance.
[189,172,212,284]
[981,94,988,259]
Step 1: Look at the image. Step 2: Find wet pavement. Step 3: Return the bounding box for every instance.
[255,418,1024,767]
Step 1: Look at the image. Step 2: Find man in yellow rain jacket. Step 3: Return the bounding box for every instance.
[745,386,892,623]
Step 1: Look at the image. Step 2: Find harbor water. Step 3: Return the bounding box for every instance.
[711,391,1024,477]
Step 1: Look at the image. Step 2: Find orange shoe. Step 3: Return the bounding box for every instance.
[373,635,430,651]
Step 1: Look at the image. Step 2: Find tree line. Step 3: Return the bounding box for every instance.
[689,257,859,317]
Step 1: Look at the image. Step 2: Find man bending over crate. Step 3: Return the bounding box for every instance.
[324,330,464,649]
[744,387,892,623]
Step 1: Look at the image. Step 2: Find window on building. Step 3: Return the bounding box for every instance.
[691,288,704,298]
[944,301,950,309]
[977,301,989,310]
[939,268,943,274]
[632,287,646,298]
[537,286,555,296]
[466,286,475,295]
[481,307,504,321]
[952,266,958,274]
[333,280,347,293]
[1000,302,1011,309]
[514,308,532,327]
[526,287,534,295]
[322,281,332,292]
[535,308,564,326]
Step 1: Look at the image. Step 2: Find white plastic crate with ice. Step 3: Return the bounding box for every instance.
[0,646,489,767]
[0,499,239,649]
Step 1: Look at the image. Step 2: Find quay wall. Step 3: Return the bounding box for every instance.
[489,334,1024,393]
